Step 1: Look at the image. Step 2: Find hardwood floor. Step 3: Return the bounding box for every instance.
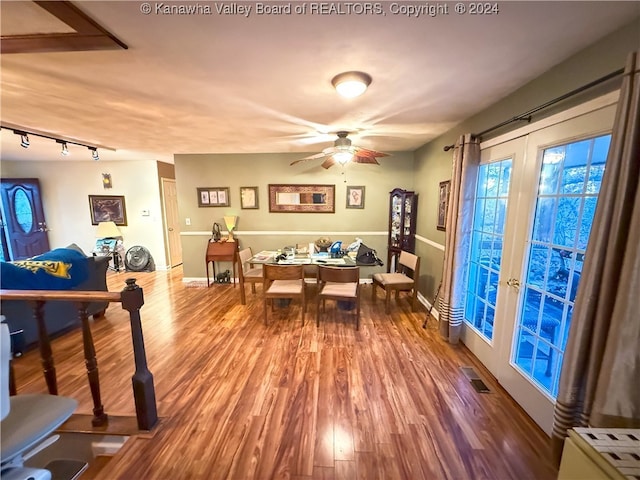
[10,268,558,480]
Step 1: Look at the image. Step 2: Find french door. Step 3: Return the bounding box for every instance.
[461,98,617,434]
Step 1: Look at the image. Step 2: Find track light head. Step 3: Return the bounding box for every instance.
[89,147,99,161]
[13,130,30,148]
[57,140,70,156]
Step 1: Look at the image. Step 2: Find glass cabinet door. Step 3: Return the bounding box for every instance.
[387,188,417,271]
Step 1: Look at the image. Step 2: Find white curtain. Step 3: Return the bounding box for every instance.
[438,134,480,343]
[551,49,640,463]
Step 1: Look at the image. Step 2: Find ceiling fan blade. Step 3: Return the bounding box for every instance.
[290,151,328,165]
[305,151,330,160]
[322,146,338,155]
[353,154,380,165]
[290,158,310,166]
[321,158,336,169]
[354,147,390,158]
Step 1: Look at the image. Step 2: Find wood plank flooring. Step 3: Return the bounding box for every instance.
[9,268,558,480]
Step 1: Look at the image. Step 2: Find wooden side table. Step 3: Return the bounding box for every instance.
[205,241,238,287]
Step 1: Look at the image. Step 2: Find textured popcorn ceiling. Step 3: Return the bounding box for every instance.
[1,1,638,163]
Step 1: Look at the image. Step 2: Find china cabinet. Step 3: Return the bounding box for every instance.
[387,188,418,272]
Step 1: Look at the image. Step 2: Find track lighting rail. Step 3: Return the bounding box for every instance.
[1,123,115,160]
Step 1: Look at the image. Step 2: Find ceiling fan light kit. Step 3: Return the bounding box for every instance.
[331,71,372,98]
[290,131,389,169]
[333,151,353,164]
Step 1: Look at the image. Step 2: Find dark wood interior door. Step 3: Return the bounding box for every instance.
[0,178,50,260]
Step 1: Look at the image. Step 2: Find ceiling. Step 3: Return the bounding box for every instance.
[1,1,638,164]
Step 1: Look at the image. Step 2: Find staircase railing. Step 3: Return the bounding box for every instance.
[0,278,158,431]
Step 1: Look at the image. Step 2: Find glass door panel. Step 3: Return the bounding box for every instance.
[496,101,616,435]
[464,158,512,342]
[513,133,611,398]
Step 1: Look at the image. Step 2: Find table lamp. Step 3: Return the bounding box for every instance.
[223,215,237,242]
[96,221,122,239]
[96,221,123,271]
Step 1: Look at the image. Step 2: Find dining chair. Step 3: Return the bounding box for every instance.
[238,247,263,304]
[262,264,306,325]
[371,250,420,314]
[316,266,361,330]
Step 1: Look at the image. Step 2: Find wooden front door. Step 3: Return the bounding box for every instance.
[0,178,50,260]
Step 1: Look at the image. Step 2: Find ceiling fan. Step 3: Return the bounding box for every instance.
[290,131,390,169]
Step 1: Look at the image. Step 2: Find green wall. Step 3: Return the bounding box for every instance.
[413,17,640,301]
[175,152,415,279]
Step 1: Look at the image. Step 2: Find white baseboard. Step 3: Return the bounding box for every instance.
[417,291,440,320]
[182,277,208,286]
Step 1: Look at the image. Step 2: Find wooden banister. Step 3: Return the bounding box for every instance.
[0,279,158,431]
[1,290,122,303]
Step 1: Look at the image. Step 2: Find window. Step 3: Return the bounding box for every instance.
[464,158,512,341]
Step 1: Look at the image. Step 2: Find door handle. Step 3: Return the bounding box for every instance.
[506,278,520,291]
[168,227,174,231]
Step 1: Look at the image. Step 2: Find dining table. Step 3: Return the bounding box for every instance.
[248,250,359,267]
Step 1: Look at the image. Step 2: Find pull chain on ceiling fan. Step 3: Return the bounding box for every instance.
[290,131,389,169]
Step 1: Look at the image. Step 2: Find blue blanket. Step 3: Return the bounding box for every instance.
[0,248,89,290]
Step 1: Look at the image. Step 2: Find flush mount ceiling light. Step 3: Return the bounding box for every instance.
[331,71,372,98]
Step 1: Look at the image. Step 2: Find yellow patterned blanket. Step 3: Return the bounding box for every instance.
[0,248,89,290]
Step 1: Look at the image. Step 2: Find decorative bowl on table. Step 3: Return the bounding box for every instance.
[315,237,332,252]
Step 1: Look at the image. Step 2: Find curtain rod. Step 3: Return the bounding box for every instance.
[443,67,624,151]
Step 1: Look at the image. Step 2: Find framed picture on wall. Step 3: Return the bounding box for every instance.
[437,180,450,231]
[268,184,335,213]
[197,187,230,207]
[88,195,127,226]
[346,186,365,209]
[240,186,259,209]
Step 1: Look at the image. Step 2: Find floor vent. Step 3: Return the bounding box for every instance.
[460,366,491,393]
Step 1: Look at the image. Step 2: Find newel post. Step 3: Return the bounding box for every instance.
[121,278,158,431]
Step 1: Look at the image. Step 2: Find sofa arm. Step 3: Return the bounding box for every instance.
[91,255,111,289]
[75,255,110,317]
